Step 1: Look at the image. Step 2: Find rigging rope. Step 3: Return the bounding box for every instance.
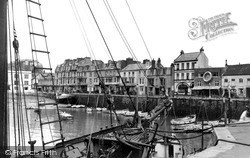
[7,0,17,151]
[85,0,137,117]
[9,0,33,150]
[69,0,129,140]
[125,0,153,61]
[103,0,140,64]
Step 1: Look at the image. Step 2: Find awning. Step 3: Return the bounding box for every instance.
[192,86,221,90]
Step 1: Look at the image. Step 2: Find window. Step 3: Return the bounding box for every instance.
[224,79,228,82]
[192,62,196,69]
[160,78,165,85]
[213,72,218,77]
[132,72,134,76]
[182,63,184,70]
[140,78,144,84]
[239,78,243,83]
[247,78,250,81]
[176,73,179,80]
[181,73,184,79]
[124,72,126,76]
[198,81,201,86]
[199,73,203,77]
[14,81,18,85]
[239,88,244,95]
[24,74,29,79]
[186,73,189,80]
[215,81,220,86]
[186,63,190,69]
[140,86,144,92]
[191,73,194,79]
[231,79,235,82]
[24,81,29,85]
[148,78,154,86]
[129,77,134,83]
[176,64,179,70]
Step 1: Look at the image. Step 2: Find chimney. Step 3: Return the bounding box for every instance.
[200,46,204,53]
[157,58,161,67]
[180,50,184,55]
[151,59,155,68]
[143,59,150,64]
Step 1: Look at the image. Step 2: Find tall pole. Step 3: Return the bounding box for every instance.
[201,101,204,150]
[0,1,8,157]
[223,97,227,125]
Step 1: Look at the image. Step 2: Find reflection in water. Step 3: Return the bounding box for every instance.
[8,96,213,155]
[8,96,124,146]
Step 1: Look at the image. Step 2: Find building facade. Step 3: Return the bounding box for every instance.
[8,70,33,92]
[54,57,137,94]
[120,62,150,95]
[173,47,209,94]
[147,58,172,96]
[222,64,250,98]
[192,67,226,97]
[37,73,55,92]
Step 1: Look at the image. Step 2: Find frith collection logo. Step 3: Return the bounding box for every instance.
[188,12,237,41]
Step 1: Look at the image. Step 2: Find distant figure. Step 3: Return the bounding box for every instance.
[239,106,250,122]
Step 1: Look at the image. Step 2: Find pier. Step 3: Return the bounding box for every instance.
[189,122,250,158]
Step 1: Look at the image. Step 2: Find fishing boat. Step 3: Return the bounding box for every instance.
[86,107,93,112]
[59,111,74,120]
[1,1,185,158]
[71,104,85,108]
[56,93,77,104]
[171,114,197,125]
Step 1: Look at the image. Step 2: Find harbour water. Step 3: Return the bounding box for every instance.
[8,95,214,156]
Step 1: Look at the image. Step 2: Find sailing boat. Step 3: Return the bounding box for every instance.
[1,1,184,158]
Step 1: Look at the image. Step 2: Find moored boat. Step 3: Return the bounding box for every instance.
[71,104,85,108]
[86,107,93,112]
[59,111,74,120]
[171,114,196,125]
[56,93,77,104]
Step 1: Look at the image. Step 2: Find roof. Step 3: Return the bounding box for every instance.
[174,52,201,62]
[122,63,149,71]
[224,64,250,76]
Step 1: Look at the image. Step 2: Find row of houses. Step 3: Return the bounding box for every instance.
[11,48,250,98]
[51,57,172,96]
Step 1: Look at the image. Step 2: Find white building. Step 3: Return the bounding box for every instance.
[222,64,250,98]
[8,70,33,93]
[173,47,209,94]
[120,63,150,95]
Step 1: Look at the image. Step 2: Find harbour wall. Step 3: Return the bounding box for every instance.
[60,93,250,120]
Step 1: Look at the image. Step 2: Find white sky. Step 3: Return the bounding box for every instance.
[11,0,250,69]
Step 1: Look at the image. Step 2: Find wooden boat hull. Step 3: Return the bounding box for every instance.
[171,114,196,125]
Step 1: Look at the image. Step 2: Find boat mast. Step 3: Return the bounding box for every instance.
[0,0,8,157]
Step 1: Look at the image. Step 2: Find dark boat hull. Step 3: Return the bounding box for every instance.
[56,94,77,104]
